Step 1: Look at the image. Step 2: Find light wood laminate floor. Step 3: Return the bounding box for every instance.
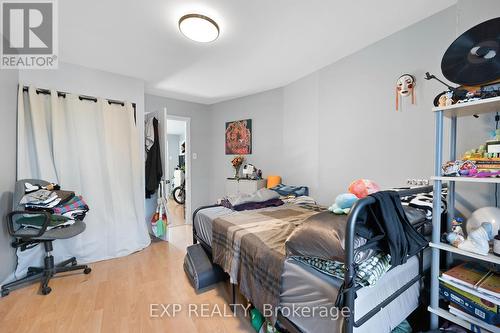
[0,225,254,333]
[167,200,186,226]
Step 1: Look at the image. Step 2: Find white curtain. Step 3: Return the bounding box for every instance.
[15,85,150,277]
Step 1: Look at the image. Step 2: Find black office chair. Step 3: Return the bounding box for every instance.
[1,179,91,297]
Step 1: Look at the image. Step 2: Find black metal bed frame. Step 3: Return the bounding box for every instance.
[191,185,434,333]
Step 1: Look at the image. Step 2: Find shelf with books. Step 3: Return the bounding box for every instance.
[428,306,497,333]
[438,276,499,305]
[429,242,500,265]
[429,99,500,330]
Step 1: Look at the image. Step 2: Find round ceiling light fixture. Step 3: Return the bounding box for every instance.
[178,14,219,43]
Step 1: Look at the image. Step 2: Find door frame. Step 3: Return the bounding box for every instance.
[166,113,192,224]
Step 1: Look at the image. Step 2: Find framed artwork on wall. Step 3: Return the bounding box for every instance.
[225,119,252,155]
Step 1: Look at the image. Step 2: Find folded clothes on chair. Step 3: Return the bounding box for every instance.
[53,190,75,205]
[18,214,75,230]
[20,189,58,205]
[25,198,62,209]
[52,196,89,215]
[24,182,60,193]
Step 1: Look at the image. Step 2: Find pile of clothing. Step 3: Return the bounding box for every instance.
[18,182,89,230]
[399,188,448,219]
[219,185,317,212]
[220,188,284,211]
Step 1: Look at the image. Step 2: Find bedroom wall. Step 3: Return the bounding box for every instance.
[208,1,500,215]
[145,94,213,219]
[0,66,19,284]
[208,89,284,198]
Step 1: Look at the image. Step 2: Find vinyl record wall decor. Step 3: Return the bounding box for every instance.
[225,119,252,155]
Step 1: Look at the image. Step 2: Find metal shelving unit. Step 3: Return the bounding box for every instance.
[429,97,500,331]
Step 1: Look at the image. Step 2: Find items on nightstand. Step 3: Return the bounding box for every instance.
[242,163,261,179]
[231,155,244,179]
[225,178,267,197]
[266,175,281,189]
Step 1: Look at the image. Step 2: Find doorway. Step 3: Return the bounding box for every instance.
[166,116,190,226]
[144,109,192,242]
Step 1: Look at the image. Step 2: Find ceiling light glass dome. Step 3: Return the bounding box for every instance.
[178,14,219,43]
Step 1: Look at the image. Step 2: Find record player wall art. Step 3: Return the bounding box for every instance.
[425,17,500,107]
[396,74,416,111]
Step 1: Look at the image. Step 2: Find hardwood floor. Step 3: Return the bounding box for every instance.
[167,200,186,226]
[0,225,254,333]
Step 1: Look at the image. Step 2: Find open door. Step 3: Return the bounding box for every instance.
[144,107,169,240]
[166,115,191,226]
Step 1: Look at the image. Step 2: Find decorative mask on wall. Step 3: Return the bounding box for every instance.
[395,74,416,111]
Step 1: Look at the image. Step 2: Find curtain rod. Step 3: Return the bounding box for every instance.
[22,86,136,109]
[22,85,137,123]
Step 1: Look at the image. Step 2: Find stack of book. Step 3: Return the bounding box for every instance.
[465,157,500,171]
[439,262,500,331]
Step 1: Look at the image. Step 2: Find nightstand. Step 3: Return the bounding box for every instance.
[225,178,267,196]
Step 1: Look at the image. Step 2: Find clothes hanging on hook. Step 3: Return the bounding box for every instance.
[145,117,162,198]
[145,116,155,155]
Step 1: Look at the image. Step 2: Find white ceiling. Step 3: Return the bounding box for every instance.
[59,0,457,104]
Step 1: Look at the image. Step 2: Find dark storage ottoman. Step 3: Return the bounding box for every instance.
[184,244,226,291]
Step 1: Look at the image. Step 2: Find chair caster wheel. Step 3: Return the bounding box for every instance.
[1,289,9,297]
[83,267,91,274]
[41,286,51,295]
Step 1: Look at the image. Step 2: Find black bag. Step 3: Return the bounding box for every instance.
[184,244,226,291]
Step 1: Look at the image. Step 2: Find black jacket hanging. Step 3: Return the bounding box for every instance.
[364,191,428,267]
[145,117,162,198]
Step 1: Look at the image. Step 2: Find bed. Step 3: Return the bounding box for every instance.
[192,186,437,333]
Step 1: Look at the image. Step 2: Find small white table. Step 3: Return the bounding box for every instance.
[225,178,267,196]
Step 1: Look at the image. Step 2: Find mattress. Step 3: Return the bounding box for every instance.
[194,204,429,248]
[193,205,431,332]
[193,206,234,246]
[279,250,431,333]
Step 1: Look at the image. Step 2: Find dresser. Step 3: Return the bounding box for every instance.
[225,178,267,196]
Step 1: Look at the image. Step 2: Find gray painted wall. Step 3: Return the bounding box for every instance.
[145,94,213,218]
[208,2,500,215]
[208,89,284,199]
[0,67,19,283]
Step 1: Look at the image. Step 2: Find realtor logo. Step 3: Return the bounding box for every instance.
[1,0,58,69]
